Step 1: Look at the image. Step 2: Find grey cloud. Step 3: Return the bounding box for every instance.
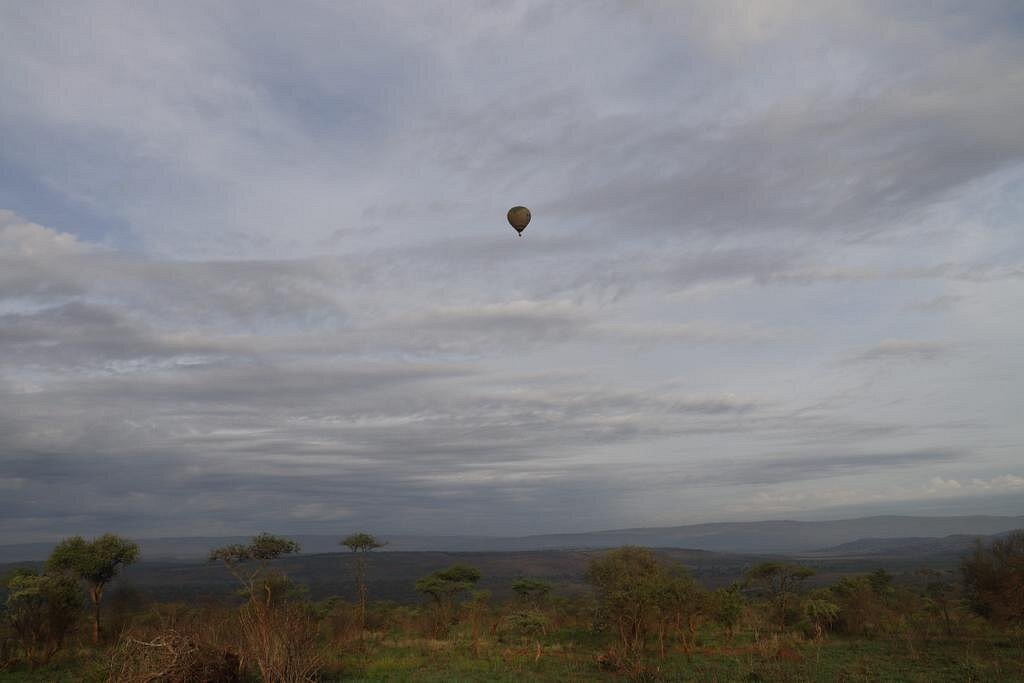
[0,302,229,366]
[395,4,1024,246]
[847,339,950,363]
[717,449,964,487]
[906,294,964,313]
[2,2,1023,540]
[4,3,1023,258]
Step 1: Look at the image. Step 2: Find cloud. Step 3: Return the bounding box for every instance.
[906,294,964,313]
[0,211,94,256]
[845,339,949,363]
[3,3,1023,257]
[2,2,1024,540]
[1,208,1020,539]
[723,449,963,486]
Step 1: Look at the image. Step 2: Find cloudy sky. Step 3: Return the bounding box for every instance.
[2,1,1023,543]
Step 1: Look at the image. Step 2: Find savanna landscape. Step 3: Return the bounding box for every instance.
[4,523,1024,681]
[3,1,1024,681]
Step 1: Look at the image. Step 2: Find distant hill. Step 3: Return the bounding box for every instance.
[810,528,1024,557]
[0,542,974,605]
[3,514,1022,563]
[474,516,1024,555]
[809,534,987,557]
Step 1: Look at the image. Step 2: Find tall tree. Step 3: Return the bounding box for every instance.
[340,532,385,629]
[511,578,553,608]
[744,561,815,630]
[586,546,669,669]
[209,533,317,681]
[47,534,139,644]
[415,564,482,636]
[209,532,301,603]
[963,530,1024,623]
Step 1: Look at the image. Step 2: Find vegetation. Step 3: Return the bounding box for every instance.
[340,532,386,631]
[45,534,139,644]
[3,531,1024,680]
[415,564,483,636]
[2,570,81,667]
[962,529,1024,622]
[209,533,318,681]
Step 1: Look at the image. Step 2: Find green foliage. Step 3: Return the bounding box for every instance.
[803,596,840,636]
[505,610,548,637]
[415,564,483,636]
[208,532,301,600]
[208,532,300,566]
[511,578,552,607]
[868,568,894,597]
[340,531,385,630]
[341,532,386,553]
[47,534,139,588]
[46,533,139,644]
[744,562,815,597]
[206,533,319,680]
[11,542,1024,682]
[918,568,963,636]
[829,576,886,636]
[415,564,482,603]
[962,530,1024,623]
[3,570,83,666]
[586,546,677,668]
[710,583,745,637]
[744,561,815,631]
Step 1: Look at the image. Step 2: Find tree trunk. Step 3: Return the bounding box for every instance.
[90,585,102,644]
[355,555,367,631]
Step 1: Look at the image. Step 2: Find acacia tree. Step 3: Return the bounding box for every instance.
[414,564,482,636]
[510,578,554,638]
[340,532,385,629]
[744,561,815,631]
[586,546,669,670]
[511,578,553,609]
[3,569,82,665]
[655,570,707,655]
[919,568,960,636]
[711,583,745,642]
[209,533,320,681]
[209,532,301,604]
[47,534,139,644]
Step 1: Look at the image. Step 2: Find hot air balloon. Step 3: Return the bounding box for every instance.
[507,206,531,236]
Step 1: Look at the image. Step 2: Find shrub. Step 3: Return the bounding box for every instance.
[3,570,82,666]
[963,530,1024,623]
[107,630,241,683]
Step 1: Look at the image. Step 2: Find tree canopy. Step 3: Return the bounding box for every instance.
[47,534,139,587]
[46,533,139,643]
[341,532,385,553]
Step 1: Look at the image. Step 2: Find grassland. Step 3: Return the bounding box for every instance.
[2,544,1019,681]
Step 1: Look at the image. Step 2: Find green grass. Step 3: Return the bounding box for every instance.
[0,656,105,682]
[301,630,1024,682]
[5,636,1022,682]
[5,614,1024,682]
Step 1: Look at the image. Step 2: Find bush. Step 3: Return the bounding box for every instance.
[3,570,82,666]
[107,630,241,683]
[963,530,1024,623]
[239,598,322,683]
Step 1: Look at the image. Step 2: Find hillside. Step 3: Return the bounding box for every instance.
[809,534,987,557]
[4,514,1022,563]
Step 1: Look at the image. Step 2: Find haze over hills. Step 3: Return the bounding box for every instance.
[3,514,1021,563]
[806,531,1021,558]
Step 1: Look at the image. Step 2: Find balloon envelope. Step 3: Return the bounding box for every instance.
[507,206,531,234]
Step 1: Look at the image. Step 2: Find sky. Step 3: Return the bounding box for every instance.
[1,1,1023,544]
